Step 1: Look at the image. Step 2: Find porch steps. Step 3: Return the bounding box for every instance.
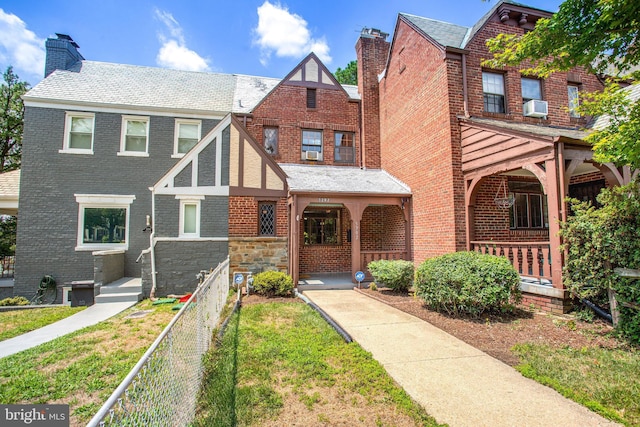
[95,277,143,304]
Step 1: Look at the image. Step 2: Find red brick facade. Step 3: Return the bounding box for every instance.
[228,196,288,237]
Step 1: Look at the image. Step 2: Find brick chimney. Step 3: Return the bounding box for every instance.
[44,34,84,77]
[356,28,389,169]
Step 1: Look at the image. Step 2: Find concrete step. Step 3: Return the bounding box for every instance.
[95,277,142,304]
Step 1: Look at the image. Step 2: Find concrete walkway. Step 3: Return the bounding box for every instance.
[0,301,137,359]
[304,290,619,427]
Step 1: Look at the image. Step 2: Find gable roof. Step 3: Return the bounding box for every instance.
[24,56,360,116]
[281,164,411,195]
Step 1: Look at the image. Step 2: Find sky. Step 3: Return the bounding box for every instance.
[1,0,564,87]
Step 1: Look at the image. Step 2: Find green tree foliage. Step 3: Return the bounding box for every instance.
[334,60,357,85]
[561,182,640,343]
[484,0,640,167]
[0,216,16,256]
[0,66,29,172]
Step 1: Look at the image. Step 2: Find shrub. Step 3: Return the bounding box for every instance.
[367,259,414,292]
[414,251,521,318]
[0,296,29,306]
[251,271,294,297]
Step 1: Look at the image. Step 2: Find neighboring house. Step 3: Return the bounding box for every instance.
[14,0,637,312]
[376,1,638,312]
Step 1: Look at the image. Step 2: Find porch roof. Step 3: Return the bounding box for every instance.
[280,164,411,196]
[461,116,590,143]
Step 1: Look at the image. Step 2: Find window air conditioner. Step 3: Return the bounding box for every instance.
[305,150,322,161]
[523,99,548,118]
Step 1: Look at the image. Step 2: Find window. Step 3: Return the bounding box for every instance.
[482,72,505,113]
[568,85,580,117]
[62,112,94,153]
[263,127,278,155]
[302,130,323,157]
[75,194,135,250]
[521,78,542,104]
[334,132,355,163]
[119,116,149,156]
[178,196,202,237]
[307,88,317,108]
[259,202,276,236]
[174,119,201,156]
[508,182,547,229]
[304,209,340,245]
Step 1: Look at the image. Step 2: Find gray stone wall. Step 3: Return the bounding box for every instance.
[152,240,228,296]
[14,105,219,297]
[229,237,288,275]
[93,250,125,286]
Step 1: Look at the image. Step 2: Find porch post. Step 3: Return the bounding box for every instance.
[545,156,564,289]
[288,196,299,286]
[344,201,366,283]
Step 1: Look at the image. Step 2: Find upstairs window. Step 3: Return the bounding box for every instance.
[568,85,580,117]
[259,202,276,236]
[178,196,202,237]
[302,129,323,160]
[521,78,542,104]
[119,116,149,156]
[334,132,355,163]
[264,127,278,155]
[482,72,505,113]
[307,88,317,108]
[174,119,201,156]
[62,112,94,154]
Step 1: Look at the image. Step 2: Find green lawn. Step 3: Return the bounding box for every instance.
[195,301,444,426]
[514,343,640,426]
[0,306,86,341]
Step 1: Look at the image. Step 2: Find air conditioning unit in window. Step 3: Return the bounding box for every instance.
[523,99,548,117]
[305,150,322,161]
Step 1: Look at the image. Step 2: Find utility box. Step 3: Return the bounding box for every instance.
[66,280,95,306]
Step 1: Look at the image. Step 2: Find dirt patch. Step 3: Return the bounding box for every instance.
[355,288,623,366]
[241,293,301,306]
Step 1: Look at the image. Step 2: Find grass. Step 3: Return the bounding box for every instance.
[0,306,86,341]
[195,301,444,426]
[513,343,640,426]
[0,299,175,427]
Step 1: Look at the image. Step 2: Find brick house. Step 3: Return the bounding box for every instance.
[375,1,638,312]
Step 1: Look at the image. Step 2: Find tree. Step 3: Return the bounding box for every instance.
[0,66,29,172]
[334,60,357,85]
[484,0,640,168]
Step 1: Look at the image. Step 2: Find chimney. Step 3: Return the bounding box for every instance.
[44,34,84,78]
[356,28,389,169]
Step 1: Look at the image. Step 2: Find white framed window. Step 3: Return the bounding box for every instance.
[61,112,94,154]
[522,78,543,104]
[177,195,203,237]
[568,85,580,117]
[483,72,506,113]
[75,194,136,251]
[302,129,323,159]
[173,119,201,157]
[118,115,149,156]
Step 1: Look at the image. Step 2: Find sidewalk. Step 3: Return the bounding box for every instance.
[304,290,619,427]
[0,301,137,359]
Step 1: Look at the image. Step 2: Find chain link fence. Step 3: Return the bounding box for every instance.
[87,256,231,427]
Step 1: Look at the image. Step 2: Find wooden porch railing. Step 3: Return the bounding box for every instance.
[470,241,552,282]
[361,250,408,278]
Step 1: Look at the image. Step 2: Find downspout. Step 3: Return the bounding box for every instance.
[149,186,158,299]
[462,53,470,118]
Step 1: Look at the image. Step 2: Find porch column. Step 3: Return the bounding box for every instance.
[288,196,300,285]
[343,201,367,282]
[545,157,564,289]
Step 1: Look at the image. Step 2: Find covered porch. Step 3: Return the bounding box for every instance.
[282,164,412,286]
[460,117,638,311]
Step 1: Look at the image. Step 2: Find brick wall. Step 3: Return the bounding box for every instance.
[228,196,288,237]
[246,85,360,167]
[361,205,406,251]
[379,19,466,264]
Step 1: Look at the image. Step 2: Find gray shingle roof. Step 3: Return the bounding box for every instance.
[592,83,640,130]
[400,13,469,48]
[25,60,361,114]
[280,164,411,195]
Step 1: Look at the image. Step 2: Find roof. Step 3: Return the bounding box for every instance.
[592,83,640,130]
[460,116,590,142]
[24,60,360,115]
[0,170,20,215]
[280,164,411,195]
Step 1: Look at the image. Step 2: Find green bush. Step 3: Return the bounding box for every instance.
[251,271,294,297]
[414,251,521,318]
[561,181,640,344]
[0,296,29,306]
[367,259,414,292]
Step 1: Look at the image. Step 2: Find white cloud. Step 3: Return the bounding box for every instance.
[0,9,45,81]
[154,9,210,72]
[254,1,331,66]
